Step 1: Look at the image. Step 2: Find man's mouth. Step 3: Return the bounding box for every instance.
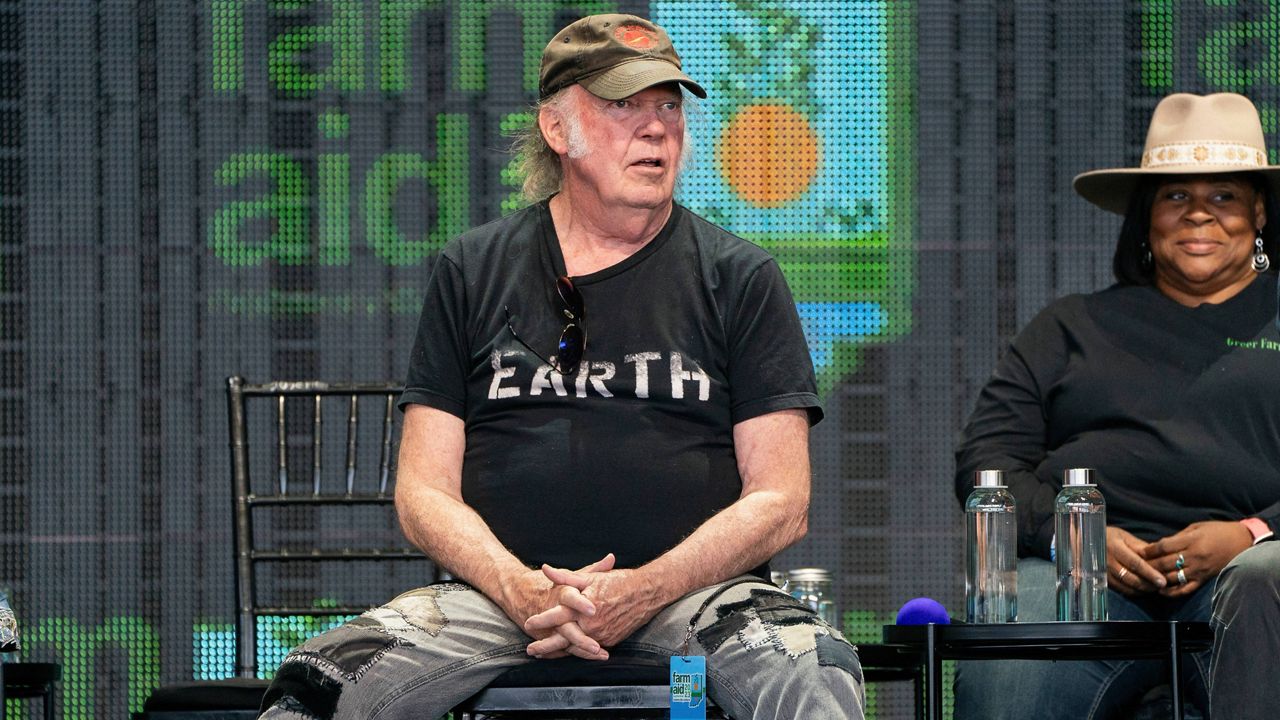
[632,158,663,168]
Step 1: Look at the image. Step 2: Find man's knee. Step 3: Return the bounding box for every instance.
[260,689,324,720]
[261,659,345,719]
[696,587,839,661]
[696,587,864,714]
[259,582,514,718]
[260,620,401,719]
[815,631,863,683]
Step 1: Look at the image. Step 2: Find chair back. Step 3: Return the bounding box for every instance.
[227,376,432,678]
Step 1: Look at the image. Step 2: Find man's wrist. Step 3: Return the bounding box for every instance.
[1240,517,1274,545]
[630,561,688,609]
[491,565,547,618]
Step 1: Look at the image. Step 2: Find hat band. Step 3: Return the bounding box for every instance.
[1141,141,1268,170]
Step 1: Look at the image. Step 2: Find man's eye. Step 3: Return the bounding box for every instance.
[613,100,629,109]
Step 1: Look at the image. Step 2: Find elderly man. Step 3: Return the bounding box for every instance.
[260,14,864,719]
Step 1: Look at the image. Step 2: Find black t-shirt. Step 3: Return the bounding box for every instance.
[400,200,822,571]
[956,274,1280,559]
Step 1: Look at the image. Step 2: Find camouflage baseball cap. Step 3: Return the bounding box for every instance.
[539,14,707,100]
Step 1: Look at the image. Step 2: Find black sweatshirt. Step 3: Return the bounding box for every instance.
[955,273,1280,560]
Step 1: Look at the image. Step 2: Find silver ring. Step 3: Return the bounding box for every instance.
[1175,553,1186,569]
[1177,569,1188,585]
[1117,567,1129,580]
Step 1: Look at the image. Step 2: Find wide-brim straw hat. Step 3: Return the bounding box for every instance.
[1073,93,1280,214]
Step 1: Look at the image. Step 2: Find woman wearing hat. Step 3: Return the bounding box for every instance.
[953,93,1280,719]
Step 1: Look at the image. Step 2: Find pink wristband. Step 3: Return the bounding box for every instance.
[1240,518,1274,545]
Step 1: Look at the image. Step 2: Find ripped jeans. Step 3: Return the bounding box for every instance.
[259,576,865,720]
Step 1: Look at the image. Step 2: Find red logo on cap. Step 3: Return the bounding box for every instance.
[615,25,657,49]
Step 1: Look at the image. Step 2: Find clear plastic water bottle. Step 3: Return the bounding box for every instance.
[965,469,1018,623]
[0,587,19,661]
[788,567,837,626]
[1055,468,1108,621]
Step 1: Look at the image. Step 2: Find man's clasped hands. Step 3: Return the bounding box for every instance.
[497,552,670,661]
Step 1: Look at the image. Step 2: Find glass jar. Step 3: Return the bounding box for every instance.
[787,567,837,626]
[769,570,788,590]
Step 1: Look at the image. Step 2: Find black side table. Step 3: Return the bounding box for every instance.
[882,621,1212,720]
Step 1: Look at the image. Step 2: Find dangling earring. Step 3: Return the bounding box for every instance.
[1140,240,1154,272]
[1252,232,1271,273]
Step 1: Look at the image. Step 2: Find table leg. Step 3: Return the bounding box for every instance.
[1168,622,1182,720]
[913,666,925,720]
[926,624,942,720]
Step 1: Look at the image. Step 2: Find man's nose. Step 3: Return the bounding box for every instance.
[636,108,668,137]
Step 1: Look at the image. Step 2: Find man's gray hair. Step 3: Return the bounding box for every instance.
[512,89,579,203]
[512,87,696,204]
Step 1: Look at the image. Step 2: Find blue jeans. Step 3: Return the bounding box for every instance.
[258,577,865,719]
[1209,541,1280,720]
[953,558,1212,720]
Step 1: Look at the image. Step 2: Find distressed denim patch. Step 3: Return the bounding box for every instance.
[261,660,342,720]
[696,611,749,654]
[367,585,450,638]
[816,633,863,683]
[737,615,774,651]
[774,621,818,658]
[712,589,814,622]
[696,589,822,659]
[294,621,406,682]
[734,614,819,659]
[753,593,818,626]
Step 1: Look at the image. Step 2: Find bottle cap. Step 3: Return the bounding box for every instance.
[787,567,831,584]
[975,469,1005,487]
[1063,468,1095,486]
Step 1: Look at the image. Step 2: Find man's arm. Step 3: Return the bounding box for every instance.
[526,407,811,653]
[395,404,607,659]
[643,407,811,599]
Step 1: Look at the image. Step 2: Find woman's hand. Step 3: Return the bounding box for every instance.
[1140,521,1252,598]
[1106,526,1166,596]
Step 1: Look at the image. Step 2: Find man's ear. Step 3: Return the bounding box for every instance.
[539,104,569,156]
